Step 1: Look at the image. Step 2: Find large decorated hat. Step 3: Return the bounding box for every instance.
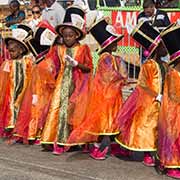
[127,21,161,58]
[55,5,85,40]
[5,24,33,55]
[26,22,57,63]
[160,23,180,65]
[89,18,124,54]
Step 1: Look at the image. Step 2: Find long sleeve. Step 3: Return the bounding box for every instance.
[138,59,161,97]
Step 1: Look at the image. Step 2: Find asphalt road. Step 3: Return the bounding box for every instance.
[0,142,173,180]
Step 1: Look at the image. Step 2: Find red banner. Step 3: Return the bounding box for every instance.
[112,11,180,47]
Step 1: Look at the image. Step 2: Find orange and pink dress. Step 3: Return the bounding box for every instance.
[40,43,93,145]
[115,59,165,152]
[0,56,33,136]
[13,45,60,142]
[67,52,126,145]
[158,68,180,168]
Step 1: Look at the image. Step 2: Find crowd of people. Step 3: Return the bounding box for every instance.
[0,0,180,179]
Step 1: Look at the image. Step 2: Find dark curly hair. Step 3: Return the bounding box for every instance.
[9,0,20,7]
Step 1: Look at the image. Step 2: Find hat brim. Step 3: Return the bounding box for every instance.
[34,49,50,64]
[168,56,180,66]
[168,51,180,66]
[160,24,180,66]
[55,23,85,40]
[98,35,124,54]
[5,37,29,55]
[131,20,145,36]
[26,38,50,63]
[146,44,158,59]
[160,23,177,37]
[135,34,161,60]
[131,21,161,58]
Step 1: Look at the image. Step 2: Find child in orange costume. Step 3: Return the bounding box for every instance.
[67,18,127,160]
[40,6,93,154]
[0,25,33,138]
[13,23,57,144]
[115,21,168,166]
[157,24,180,179]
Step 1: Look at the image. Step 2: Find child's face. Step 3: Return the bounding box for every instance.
[156,41,168,58]
[111,42,118,52]
[8,41,25,59]
[105,41,118,53]
[61,27,79,48]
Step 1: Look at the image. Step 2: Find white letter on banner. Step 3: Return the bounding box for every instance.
[167,12,171,21]
[115,11,124,27]
[125,12,137,27]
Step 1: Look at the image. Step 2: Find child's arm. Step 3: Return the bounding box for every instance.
[138,60,158,98]
[75,45,92,73]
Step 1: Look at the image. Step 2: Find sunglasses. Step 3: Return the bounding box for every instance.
[32,11,40,14]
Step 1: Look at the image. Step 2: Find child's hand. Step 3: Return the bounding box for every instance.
[65,55,78,67]
[32,94,38,105]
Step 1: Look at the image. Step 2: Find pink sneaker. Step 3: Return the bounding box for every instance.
[52,143,64,155]
[111,144,132,157]
[34,139,41,145]
[166,169,180,179]
[143,153,155,167]
[90,147,109,160]
[89,146,99,157]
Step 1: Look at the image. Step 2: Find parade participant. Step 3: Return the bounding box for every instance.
[13,22,57,144]
[40,5,93,154]
[67,18,127,160]
[28,5,42,31]
[157,24,180,179]
[4,0,26,28]
[0,24,33,137]
[115,21,168,166]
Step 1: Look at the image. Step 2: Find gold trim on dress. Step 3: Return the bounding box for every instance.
[86,131,120,136]
[115,137,157,152]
